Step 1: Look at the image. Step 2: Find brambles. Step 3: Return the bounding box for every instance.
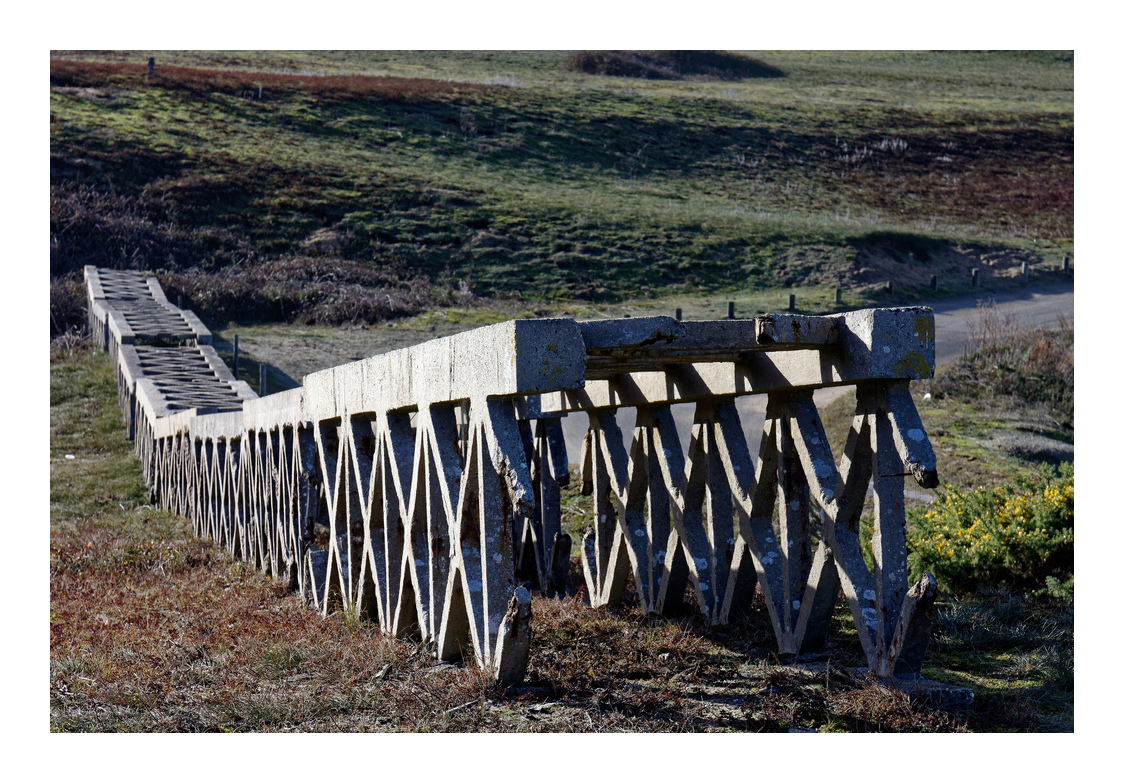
[50,276,87,338]
[164,258,464,326]
[564,51,785,80]
[907,463,1073,595]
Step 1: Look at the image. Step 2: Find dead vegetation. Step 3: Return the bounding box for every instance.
[50,59,492,102]
[163,258,474,327]
[50,538,967,732]
[934,308,1073,430]
[564,51,785,81]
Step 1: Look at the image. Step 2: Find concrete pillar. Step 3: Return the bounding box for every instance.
[788,294,796,311]
[675,307,682,321]
[971,269,979,286]
[835,288,843,305]
[493,588,532,686]
[886,281,894,295]
[727,301,735,319]
[1063,255,1070,272]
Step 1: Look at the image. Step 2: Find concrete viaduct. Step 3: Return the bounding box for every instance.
[85,265,940,685]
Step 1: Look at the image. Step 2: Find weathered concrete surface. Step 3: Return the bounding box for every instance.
[543,308,934,414]
[493,587,533,687]
[301,318,586,423]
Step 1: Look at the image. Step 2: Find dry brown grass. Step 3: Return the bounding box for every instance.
[51,537,500,731]
[933,308,1074,429]
[839,124,1073,240]
[50,59,492,101]
[50,528,968,731]
[164,257,471,326]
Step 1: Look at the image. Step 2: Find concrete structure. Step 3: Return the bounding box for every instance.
[85,266,941,683]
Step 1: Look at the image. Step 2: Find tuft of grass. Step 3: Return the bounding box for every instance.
[932,308,1073,429]
[925,592,1073,730]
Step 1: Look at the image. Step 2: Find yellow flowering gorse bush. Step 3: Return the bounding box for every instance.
[907,462,1073,595]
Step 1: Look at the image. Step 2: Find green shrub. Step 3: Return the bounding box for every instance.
[907,463,1073,595]
[1042,574,1074,602]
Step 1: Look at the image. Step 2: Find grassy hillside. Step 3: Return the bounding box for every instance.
[50,50,1072,333]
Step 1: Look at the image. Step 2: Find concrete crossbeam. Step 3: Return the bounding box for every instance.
[545,308,934,412]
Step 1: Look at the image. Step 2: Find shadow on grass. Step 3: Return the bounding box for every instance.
[209,334,300,395]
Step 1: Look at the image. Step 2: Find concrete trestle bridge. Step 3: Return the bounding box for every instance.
[86,265,941,685]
